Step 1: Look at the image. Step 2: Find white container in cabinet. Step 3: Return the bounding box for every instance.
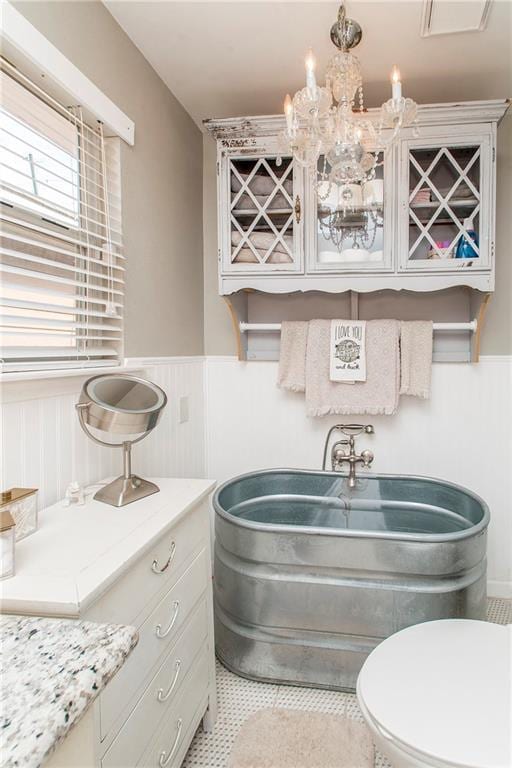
[0,478,217,768]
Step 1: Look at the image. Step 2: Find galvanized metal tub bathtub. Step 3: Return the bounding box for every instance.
[213,469,489,691]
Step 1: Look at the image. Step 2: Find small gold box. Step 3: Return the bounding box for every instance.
[0,488,38,541]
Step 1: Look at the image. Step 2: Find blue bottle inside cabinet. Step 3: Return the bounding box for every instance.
[455,218,479,259]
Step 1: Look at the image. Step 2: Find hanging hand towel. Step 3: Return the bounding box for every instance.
[400,321,433,398]
[277,321,309,393]
[305,319,400,417]
[330,320,366,382]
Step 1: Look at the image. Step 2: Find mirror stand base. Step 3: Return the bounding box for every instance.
[94,476,160,507]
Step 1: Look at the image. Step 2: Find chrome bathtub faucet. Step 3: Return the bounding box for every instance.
[323,424,375,489]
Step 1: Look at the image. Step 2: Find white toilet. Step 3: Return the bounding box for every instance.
[357,619,511,768]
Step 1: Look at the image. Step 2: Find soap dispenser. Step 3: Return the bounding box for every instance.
[455,218,479,259]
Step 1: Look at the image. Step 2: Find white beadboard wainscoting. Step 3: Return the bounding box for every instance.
[0,358,206,512]
[1,355,510,596]
[204,356,512,598]
[128,358,206,481]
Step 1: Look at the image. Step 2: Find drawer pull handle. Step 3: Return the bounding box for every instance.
[157,659,182,702]
[152,541,176,574]
[155,600,180,639]
[158,718,183,768]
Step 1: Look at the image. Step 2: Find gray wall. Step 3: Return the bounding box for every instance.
[203,114,512,356]
[15,1,204,357]
[485,113,512,354]
[203,134,233,355]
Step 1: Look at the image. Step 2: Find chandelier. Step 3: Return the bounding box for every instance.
[282,2,418,200]
[318,205,383,251]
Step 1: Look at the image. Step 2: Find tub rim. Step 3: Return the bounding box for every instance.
[213,468,490,544]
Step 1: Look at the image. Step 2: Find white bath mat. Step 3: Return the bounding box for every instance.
[227,707,375,768]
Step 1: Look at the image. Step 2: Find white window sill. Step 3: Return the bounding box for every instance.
[1,364,143,384]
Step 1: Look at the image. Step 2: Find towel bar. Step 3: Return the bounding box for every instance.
[239,320,478,333]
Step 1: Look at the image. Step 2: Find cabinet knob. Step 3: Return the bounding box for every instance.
[294,195,301,224]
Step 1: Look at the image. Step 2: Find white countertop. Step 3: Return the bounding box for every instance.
[0,614,138,768]
[0,478,215,617]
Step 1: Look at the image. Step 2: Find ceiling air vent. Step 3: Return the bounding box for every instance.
[421,0,492,37]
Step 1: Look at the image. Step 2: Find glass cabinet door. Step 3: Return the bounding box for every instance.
[222,154,302,274]
[307,149,393,272]
[400,131,492,271]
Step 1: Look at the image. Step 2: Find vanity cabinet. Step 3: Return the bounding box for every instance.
[0,478,217,768]
[207,101,507,295]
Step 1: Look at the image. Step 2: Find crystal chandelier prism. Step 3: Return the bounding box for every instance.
[282,3,418,195]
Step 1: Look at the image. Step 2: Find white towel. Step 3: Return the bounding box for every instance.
[411,187,431,204]
[233,192,290,211]
[330,320,366,382]
[233,248,292,264]
[232,173,293,196]
[305,319,400,416]
[400,321,433,398]
[277,321,309,393]
[232,231,293,255]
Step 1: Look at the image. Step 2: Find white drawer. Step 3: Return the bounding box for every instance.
[100,550,208,741]
[138,651,210,768]
[86,501,209,627]
[102,649,210,768]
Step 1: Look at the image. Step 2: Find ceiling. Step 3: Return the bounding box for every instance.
[104,1,512,128]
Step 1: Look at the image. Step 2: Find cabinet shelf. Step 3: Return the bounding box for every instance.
[231,208,292,216]
[409,219,474,226]
[410,199,478,209]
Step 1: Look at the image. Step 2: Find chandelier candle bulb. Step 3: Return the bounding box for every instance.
[305,49,317,95]
[391,66,402,102]
[284,94,293,133]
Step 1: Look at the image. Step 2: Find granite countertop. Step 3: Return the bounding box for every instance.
[0,614,138,768]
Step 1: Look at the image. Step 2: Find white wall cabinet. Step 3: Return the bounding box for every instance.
[207,101,507,295]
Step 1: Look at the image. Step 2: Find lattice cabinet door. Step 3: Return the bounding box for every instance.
[398,125,494,273]
[218,144,303,275]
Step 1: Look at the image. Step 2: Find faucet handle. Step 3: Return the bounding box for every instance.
[361,449,374,467]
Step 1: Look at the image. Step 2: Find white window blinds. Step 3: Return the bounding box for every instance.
[0,61,124,372]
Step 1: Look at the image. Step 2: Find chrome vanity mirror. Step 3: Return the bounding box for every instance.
[76,374,167,507]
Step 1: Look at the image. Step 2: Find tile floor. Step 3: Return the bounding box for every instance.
[183,598,511,768]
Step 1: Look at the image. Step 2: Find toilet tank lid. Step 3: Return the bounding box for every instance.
[357,620,511,768]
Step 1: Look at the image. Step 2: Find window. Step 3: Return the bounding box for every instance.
[0,65,124,372]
